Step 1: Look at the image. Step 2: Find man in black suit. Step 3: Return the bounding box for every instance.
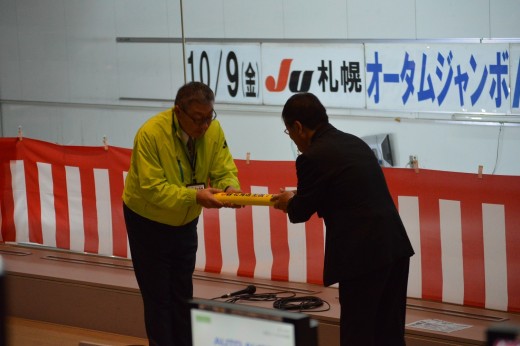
[272,92,415,346]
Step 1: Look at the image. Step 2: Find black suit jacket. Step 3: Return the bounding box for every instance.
[287,123,414,286]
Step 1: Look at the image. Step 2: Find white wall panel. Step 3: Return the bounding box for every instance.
[67,56,119,103]
[283,0,348,39]
[16,0,70,102]
[183,0,225,38]
[0,0,17,27]
[1,103,153,148]
[0,0,21,99]
[65,0,116,37]
[223,0,284,38]
[114,0,181,37]
[0,60,22,100]
[0,23,22,99]
[216,111,298,162]
[116,43,181,100]
[169,45,187,94]
[166,0,183,37]
[75,108,154,148]
[19,59,70,102]
[329,115,514,175]
[65,1,119,103]
[4,105,67,143]
[346,0,415,39]
[15,0,66,30]
[490,0,520,38]
[416,0,490,38]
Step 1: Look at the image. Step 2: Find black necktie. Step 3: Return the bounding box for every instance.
[187,137,195,160]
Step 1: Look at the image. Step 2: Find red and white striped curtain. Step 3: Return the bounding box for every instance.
[1,137,519,312]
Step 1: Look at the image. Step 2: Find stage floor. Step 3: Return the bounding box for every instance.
[6,317,147,346]
[2,243,519,345]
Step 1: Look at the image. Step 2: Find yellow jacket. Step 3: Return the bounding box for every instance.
[122,108,240,226]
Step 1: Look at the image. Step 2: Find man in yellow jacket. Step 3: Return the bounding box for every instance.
[123,82,241,346]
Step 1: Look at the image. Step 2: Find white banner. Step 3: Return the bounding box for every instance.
[261,43,366,108]
[365,43,511,113]
[185,43,262,104]
[184,42,519,116]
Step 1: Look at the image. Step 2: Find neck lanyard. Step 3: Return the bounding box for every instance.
[186,138,197,182]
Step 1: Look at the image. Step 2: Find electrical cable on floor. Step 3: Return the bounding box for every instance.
[273,295,330,312]
[212,290,296,303]
[212,290,330,312]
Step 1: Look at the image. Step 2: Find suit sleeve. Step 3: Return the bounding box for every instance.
[287,154,325,223]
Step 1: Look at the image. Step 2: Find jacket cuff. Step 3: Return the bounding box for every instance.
[184,188,198,205]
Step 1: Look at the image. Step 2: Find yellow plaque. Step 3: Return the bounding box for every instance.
[214,192,274,206]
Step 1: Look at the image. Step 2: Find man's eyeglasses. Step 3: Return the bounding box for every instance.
[283,128,290,135]
[180,107,217,126]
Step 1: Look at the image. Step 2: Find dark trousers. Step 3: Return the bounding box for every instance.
[338,257,410,346]
[123,203,198,346]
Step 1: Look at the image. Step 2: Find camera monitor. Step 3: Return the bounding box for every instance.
[361,133,394,167]
[190,298,318,346]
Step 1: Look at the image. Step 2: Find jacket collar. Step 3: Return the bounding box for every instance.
[311,122,334,143]
[171,109,189,143]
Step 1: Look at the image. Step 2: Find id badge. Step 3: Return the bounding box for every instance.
[186,182,205,191]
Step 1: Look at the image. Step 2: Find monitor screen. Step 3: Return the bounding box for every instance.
[190,298,317,346]
[361,133,394,167]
